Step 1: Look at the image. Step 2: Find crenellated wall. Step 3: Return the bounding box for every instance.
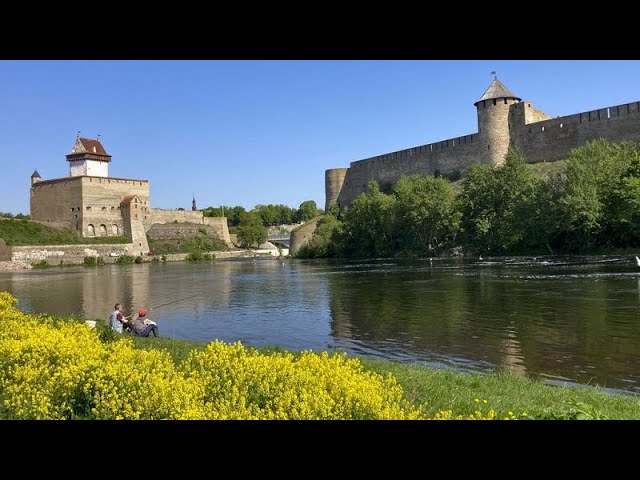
[337,133,480,207]
[511,100,640,163]
[331,97,640,208]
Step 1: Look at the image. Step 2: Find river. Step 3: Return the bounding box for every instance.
[1,256,639,394]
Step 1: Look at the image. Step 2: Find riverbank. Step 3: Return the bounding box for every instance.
[2,286,639,419]
[128,335,640,420]
[0,261,32,271]
[0,249,279,271]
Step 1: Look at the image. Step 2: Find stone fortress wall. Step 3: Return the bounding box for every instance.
[30,176,150,238]
[327,80,640,209]
[511,100,640,163]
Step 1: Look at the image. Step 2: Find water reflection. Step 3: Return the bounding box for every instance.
[1,256,640,393]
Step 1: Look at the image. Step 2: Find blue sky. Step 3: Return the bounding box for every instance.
[1,60,638,214]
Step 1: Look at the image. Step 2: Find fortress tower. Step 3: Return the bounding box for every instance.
[325,168,348,211]
[30,169,41,186]
[66,136,112,177]
[475,78,521,167]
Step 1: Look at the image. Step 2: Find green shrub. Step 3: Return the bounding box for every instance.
[115,255,135,264]
[96,257,105,266]
[83,256,97,266]
[32,260,49,269]
[187,252,204,261]
[134,256,143,264]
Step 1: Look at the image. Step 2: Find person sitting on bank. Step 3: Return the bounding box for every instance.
[109,303,132,334]
[129,309,159,337]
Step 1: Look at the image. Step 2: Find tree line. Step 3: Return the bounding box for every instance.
[297,140,640,258]
[203,200,321,248]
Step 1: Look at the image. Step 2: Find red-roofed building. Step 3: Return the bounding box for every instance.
[29,135,231,252]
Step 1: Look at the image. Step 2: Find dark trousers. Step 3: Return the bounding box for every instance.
[134,324,159,337]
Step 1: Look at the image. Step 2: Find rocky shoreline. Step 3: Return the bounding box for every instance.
[0,261,33,272]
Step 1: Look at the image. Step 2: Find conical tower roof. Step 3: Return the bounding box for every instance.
[474,79,521,105]
[31,169,41,178]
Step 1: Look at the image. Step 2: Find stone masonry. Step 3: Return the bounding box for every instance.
[29,137,230,250]
[326,78,640,209]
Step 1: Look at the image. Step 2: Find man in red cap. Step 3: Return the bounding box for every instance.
[129,309,159,337]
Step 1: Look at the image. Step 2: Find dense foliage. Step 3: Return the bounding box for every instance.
[297,140,640,258]
[0,212,29,220]
[203,201,321,228]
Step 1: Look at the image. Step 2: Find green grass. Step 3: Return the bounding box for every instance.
[0,219,129,246]
[359,359,640,419]
[528,159,567,178]
[148,236,228,255]
[129,335,208,360]
[124,333,640,419]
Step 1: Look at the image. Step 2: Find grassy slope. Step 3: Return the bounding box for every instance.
[147,235,229,255]
[0,219,129,246]
[128,334,640,419]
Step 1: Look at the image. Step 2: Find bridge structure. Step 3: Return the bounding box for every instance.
[267,233,290,249]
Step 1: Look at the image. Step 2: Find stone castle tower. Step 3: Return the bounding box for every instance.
[475,78,522,167]
[67,136,112,178]
[30,136,151,254]
[325,78,640,210]
[28,135,232,255]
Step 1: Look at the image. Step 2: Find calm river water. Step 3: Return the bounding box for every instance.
[1,256,639,393]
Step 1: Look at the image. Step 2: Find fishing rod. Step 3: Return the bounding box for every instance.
[148,293,201,312]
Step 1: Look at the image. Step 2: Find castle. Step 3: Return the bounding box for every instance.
[325,78,640,210]
[30,136,230,255]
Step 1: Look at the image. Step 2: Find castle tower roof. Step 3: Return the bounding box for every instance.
[474,79,521,106]
[31,169,41,178]
[66,137,112,162]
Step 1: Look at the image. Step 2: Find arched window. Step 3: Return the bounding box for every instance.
[112,224,119,235]
[87,224,95,236]
[99,224,107,236]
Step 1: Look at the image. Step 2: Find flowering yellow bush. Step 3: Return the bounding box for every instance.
[0,292,523,420]
[181,341,420,419]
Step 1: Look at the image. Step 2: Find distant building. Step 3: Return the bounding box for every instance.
[30,136,230,253]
